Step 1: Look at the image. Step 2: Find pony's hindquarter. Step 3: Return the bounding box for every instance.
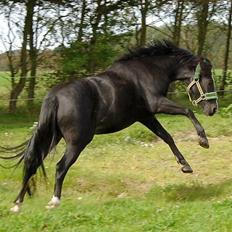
[48,83,96,207]
[12,82,97,212]
[11,96,61,212]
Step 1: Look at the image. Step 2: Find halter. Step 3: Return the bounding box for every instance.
[186,63,218,106]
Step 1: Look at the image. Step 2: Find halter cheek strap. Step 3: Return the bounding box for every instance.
[187,63,218,106]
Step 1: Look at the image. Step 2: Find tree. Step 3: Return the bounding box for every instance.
[27,0,37,109]
[0,0,69,112]
[195,0,217,56]
[87,0,128,73]
[0,1,20,89]
[220,0,232,94]
[56,0,134,76]
[77,0,87,42]
[27,1,66,109]
[138,0,149,46]
[8,0,35,113]
[173,0,185,46]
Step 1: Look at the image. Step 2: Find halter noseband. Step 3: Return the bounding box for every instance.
[186,63,218,106]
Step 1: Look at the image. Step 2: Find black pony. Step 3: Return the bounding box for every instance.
[0,40,218,212]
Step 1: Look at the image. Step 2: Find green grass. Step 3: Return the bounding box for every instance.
[0,113,232,232]
[0,72,11,103]
[0,72,11,86]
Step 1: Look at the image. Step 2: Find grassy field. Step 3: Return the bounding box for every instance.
[0,111,232,232]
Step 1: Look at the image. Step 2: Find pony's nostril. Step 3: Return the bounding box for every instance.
[207,105,217,116]
[212,106,217,114]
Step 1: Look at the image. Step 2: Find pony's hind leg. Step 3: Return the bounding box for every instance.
[46,135,93,209]
[10,184,28,213]
[10,167,36,212]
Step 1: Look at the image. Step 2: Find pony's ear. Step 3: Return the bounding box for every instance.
[200,57,213,68]
[191,57,201,70]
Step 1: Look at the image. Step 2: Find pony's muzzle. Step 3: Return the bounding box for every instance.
[203,102,218,116]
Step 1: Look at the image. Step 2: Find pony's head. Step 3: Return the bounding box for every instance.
[186,58,218,116]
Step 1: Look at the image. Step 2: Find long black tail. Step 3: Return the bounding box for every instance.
[0,96,60,177]
[0,140,29,153]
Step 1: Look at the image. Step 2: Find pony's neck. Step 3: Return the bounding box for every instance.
[146,56,178,82]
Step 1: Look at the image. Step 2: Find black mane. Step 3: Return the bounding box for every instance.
[118,40,196,64]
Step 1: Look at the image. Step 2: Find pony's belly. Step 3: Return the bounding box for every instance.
[95,118,135,134]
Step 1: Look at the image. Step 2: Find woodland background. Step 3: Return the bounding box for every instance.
[0,0,231,113]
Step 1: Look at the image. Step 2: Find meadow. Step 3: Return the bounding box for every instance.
[0,111,232,232]
[0,73,232,232]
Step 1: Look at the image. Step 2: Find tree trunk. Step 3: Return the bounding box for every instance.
[88,0,103,74]
[197,1,209,56]
[6,50,16,89]
[220,0,232,95]
[9,0,35,113]
[27,0,37,110]
[173,0,184,46]
[139,0,149,46]
[102,0,109,34]
[87,0,126,73]
[169,0,185,96]
[9,78,26,113]
[27,49,37,110]
[77,0,87,42]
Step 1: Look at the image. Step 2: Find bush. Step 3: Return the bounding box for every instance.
[219,104,232,118]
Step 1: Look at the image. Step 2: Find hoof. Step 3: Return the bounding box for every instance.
[199,137,209,149]
[46,196,60,210]
[181,165,193,173]
[10,204,20,213]
[178,160,193,173]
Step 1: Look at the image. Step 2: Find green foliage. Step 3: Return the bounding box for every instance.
[36,72,63,91]
[58,35,125,78]
[58,42,89,77]
[220,104,232,118]
[213,69,232,87]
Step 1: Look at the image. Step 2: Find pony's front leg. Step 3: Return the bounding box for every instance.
[156,97,209,148]
[140,116,193,173]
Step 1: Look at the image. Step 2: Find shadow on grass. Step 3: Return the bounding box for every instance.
[147,179,232,202]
